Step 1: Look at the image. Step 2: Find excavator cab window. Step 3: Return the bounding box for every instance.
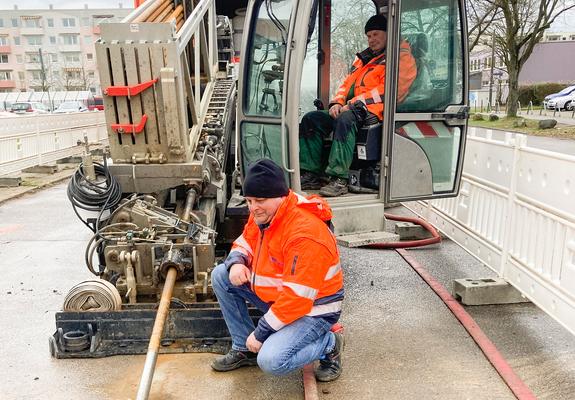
[239,0,292,170]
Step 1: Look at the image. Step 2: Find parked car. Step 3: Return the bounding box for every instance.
[53,101,89,114]
[546,93,575,111]
[88,95,104,111]
[10,102,50,115]
[543,85,575,109]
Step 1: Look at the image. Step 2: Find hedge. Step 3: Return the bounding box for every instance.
[518,82,573,106]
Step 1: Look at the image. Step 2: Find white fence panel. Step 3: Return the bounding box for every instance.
[0,113,107,176]
[406,126,575,336]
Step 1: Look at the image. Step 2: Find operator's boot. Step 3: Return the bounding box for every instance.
[211,349,258,372]
[301,171,323,190]
[319,177,348,197]
[315,332,344,382]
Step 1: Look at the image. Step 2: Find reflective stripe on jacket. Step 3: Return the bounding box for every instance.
[330,41,417,120]
[226,191,344,342]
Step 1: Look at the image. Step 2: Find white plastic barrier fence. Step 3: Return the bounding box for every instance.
[0,113,107,176]
[406,127,575,336]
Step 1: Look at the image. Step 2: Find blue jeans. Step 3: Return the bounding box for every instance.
[211,263,336,375]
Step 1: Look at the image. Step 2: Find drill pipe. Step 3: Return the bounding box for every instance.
[135,188,198,399]
[135,266,178,400]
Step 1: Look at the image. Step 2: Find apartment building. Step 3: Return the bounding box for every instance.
[0,4,132,95]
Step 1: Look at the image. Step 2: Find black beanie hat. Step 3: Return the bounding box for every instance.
[365,14,387,34]
[243,159,289,198]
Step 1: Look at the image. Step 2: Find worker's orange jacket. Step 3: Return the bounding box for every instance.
[330,41,417,120]
[225,191,344,342]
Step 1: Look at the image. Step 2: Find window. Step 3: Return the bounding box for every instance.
[11,18,18,28]
[47,18,54,27]
[62,35,79,45]
[88,71,95,78]
[0,54,8,63]
[0,37,7,45]
[53,70,59,78]
[62,18,76,27]
[18,71,25,80]
[14,37,20,45]
[26,36,42,46]
[50,36,56,45]
[86,53,93,61]
[65,53,81,62]
[81,17,90,27]
[29,70,42,80]
[0,71,11,80]
[16,55,23,63]
[27,53,41,63]
[84,35,92,45]
[0,19,3,28]
[51,53,58,62]
[65,70,81,79]
[24,19,41,28]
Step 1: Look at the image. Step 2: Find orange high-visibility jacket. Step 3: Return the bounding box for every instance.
[330,41,417,120]
[226,191,344,342]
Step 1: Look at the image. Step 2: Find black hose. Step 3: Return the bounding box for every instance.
[67,162,122,233]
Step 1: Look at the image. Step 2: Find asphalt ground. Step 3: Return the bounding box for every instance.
[1,181,574,399]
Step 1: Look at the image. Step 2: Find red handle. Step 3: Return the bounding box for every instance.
[105,78,157,97]
[111,114,148,134]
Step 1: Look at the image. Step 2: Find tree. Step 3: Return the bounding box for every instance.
[491,0,575,117]
[467,1,500,52]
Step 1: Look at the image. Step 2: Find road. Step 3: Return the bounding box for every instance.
[1,183,574,399]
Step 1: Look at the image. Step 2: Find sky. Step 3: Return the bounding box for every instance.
[0,0,133,9]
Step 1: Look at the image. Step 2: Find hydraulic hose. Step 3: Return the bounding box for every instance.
[67,162,122,232]
[363,213,442,249]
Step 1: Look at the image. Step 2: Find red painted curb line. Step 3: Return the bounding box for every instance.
[396,248,537,400]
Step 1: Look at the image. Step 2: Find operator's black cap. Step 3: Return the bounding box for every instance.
[365,14,387,33]
[243,159,289,198]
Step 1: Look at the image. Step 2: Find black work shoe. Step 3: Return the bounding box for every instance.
[315,332,344,382]
[301,171,323,190]
[319,177,349,197]
[211,349,258,372]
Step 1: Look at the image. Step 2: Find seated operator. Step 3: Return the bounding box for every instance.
[299,14,417,197]
[211,159,345,382]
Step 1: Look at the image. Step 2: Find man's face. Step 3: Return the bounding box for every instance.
[367,30,387,53]
[246,196,284,225]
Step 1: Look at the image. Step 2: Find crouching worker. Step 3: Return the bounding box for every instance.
[211,159,345,382]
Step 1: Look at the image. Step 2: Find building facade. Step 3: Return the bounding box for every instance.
[469,31,575,105]
[0,4,132,95]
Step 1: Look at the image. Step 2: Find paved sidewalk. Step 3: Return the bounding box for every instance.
[0,164,77,205]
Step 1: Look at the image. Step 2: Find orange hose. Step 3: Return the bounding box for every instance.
[362,213,441,249]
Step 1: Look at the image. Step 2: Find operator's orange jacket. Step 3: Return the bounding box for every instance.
[224,191,344,342]
[330,40,417,120]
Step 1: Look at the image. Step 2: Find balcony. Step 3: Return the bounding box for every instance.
[0,45,12,53]
[58,44,82,52]
[0,80,16,88]
[20,27,45,36]
[24,62,41,70]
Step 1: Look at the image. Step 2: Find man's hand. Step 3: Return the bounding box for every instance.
[229,263,251,286]
[246,332,263,353]
[329,104,343,119]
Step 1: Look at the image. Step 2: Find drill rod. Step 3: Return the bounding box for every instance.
[135,266,178,400]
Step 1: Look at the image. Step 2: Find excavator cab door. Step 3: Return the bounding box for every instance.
[383,0,469,202]
[236,0,295,180]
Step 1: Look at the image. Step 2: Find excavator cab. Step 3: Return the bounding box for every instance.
[237,0,469,234]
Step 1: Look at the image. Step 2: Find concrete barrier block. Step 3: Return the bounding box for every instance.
[0,175,22,187]
[453,278,530,305]
[394,222,431,240]
[23,165,59,174]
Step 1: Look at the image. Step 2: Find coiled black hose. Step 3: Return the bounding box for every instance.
[67,162,122,233]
